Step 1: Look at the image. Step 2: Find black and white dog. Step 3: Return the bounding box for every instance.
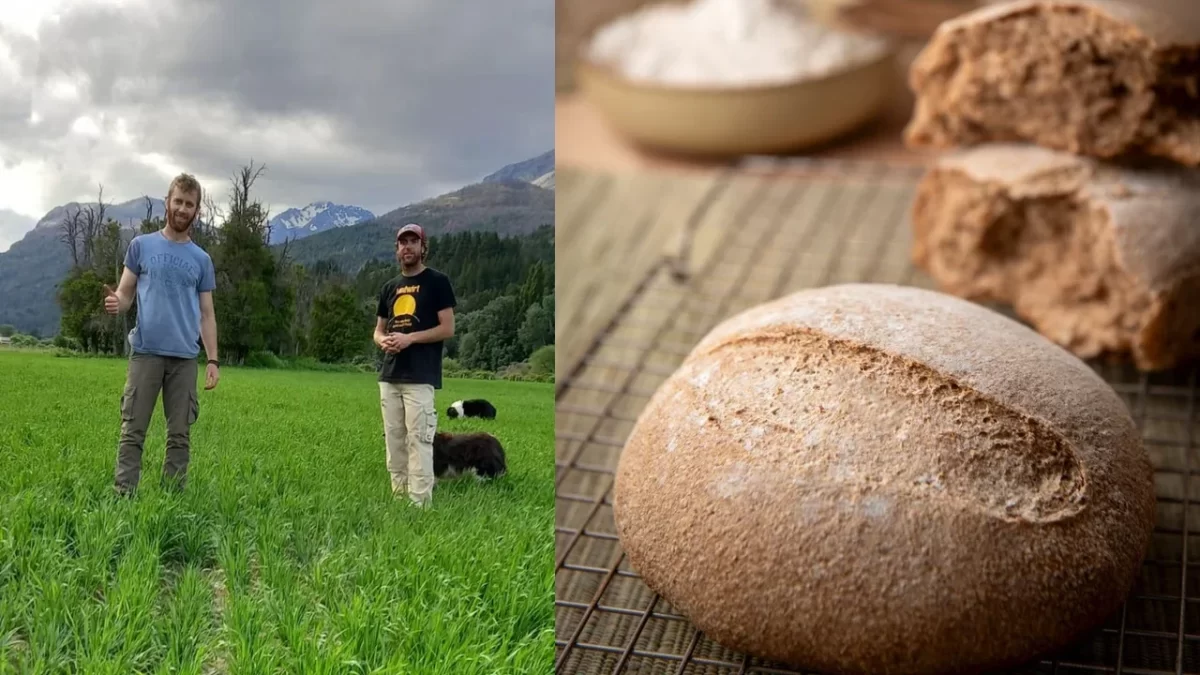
[433,431,507,481]
[446,398,497,420]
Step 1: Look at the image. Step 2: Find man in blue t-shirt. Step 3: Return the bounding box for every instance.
[102,172,219,495]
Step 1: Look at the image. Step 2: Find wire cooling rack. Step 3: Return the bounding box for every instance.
[555,158,1200,675]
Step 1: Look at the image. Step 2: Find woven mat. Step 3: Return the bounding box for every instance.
[555,162,1200,675]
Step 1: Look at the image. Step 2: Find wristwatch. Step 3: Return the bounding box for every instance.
[207,359,220,367]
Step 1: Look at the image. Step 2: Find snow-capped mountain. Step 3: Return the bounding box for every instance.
[267,201,375,245]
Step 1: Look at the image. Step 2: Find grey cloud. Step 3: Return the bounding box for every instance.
[104,157,182,202]
[0,27,36,140]
[1,0,552,220]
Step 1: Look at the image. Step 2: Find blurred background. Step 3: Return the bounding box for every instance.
[556,0,1199,170]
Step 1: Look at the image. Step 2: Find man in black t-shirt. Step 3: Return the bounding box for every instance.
[373,223,457,506]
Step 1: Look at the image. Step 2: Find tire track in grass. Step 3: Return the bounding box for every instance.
[202,566,229,675]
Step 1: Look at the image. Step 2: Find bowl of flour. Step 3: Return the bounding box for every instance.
[577,0,897,156]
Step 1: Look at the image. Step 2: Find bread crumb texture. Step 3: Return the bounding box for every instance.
[903,0,1200,165]
[912,143,1200,371]
[614,283,1156,675]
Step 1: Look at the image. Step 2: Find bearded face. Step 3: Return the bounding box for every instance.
[167,188,199,232]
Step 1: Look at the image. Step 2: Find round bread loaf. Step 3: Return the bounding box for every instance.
[613,283,1156,675]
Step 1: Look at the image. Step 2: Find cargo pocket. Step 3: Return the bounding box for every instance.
[421,404,437,444]
[188,389,199,426]
[120,385,137,422]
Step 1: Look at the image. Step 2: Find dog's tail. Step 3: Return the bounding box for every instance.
[481,457,506,479]
[479,442,507,479]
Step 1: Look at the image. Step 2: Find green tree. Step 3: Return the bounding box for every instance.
[0,325,14,337]
[56,268,106,353]
[210,162,296,363]
[529,344,554,377]
[518,261,549,314]
[517,292,553,354]
[457,295,523,371]
[309,284,368,362]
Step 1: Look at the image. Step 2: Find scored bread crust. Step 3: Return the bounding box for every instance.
[911,142,1200,371]
[903,0,1200,165]
[613,283,1155,675]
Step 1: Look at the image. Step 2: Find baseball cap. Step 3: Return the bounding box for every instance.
[396,223,425,243]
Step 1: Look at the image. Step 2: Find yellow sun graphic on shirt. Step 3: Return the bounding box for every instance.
[393,294,416,318]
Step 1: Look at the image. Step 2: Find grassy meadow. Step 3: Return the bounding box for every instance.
[0,350,554,674]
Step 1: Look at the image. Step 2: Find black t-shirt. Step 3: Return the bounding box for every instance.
[375,267,456,388]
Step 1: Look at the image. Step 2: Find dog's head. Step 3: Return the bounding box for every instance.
[446,400,464,418]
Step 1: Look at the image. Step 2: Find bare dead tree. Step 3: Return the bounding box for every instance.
[58,205,83,268]
[228,160,272,242]
[95,184,107,231]
[231,161,267,216]
[276,236,292,270]
[202,191,223,226]
[80,205,96,268]
[261,204,273,246]
[196,190,223,250]
[79,184,108,269]
[137,195,156,234]
[264,208,275,245]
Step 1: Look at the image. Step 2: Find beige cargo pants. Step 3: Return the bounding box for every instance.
[379,382,437,506]
[114,353,199,493]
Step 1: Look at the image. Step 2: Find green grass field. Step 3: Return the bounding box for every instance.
[0,351,554,674]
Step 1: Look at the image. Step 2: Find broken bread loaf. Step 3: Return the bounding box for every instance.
[614,283,1155,675]
[904,0,1200,165]
[911,143,1200,370]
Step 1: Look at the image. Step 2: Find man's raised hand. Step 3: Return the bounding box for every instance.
[103,284,120,315]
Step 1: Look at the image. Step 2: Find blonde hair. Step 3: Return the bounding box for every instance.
[167,173,202,204]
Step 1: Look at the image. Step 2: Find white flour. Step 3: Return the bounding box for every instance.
[586,0,890,87]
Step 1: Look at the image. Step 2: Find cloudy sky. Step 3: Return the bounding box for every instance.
[0,0,553,251]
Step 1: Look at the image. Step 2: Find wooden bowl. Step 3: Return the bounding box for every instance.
[575,46,898,157]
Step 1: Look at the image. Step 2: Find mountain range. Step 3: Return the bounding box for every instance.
[30,197,167,232]
[0,151,554,336]
[267,202,377,245]
[281,180,554,271]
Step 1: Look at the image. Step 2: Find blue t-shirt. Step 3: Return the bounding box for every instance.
[123,232,217,359]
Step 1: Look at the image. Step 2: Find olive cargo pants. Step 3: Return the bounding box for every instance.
[114,353,199,493]
[379,382,437,506]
